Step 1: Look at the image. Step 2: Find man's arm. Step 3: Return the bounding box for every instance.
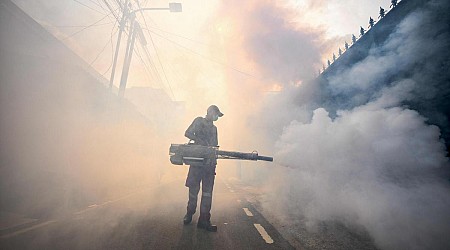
[185,117,206,144]
[185,118,197,140]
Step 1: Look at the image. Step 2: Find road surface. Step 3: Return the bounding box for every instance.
[0,176,294,249]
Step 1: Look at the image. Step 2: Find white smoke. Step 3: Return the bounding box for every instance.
[273,94,450,249]
[257,0,450,249]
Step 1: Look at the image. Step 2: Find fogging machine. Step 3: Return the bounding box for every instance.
[169,143,273,166]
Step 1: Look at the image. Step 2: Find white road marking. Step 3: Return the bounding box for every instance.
[230,190,235,192]
[254,224,274,244]
[243,207,253,217]
[0,220,57,239]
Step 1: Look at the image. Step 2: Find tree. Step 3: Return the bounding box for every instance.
[327,60,331,67]
[345,41,349,50]
[333,53,336,62]
[338,48,342,56]
[390,0,398,8]
[369,17,375,28]
[360,26,366,37]
[379,7,386,19]
[352,34,357,44]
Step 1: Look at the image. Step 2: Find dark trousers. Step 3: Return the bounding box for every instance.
[185,165,216,221]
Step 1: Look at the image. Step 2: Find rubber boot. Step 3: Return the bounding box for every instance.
[197,213,217,232]
[197,220,217,232]
[183,213,193,225]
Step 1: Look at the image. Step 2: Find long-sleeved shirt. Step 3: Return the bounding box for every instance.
[185,117,218,147]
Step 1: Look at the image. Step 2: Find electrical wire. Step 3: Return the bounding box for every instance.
[144,28,260,80]
[96,0,119,23]
[50,21,114,28]
[115,0,124,10]
[139,43,164,86]
[144,25,211,48]
[101,0,121,23]
[132,2,160,72]
[62,10,117,40]
[73,0,105,15]
[87,0,103,9]
[142,27,175,100]
[134,45,160,88]
[133,2,176,100]
[90,22,119,66]
[139,41,165,89]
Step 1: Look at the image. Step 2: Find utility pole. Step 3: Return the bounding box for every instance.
[113,2,182,98]
[109,0,129,90]
[118,14,137,98]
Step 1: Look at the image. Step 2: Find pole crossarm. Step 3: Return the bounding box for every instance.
[131,7,170,15]
[111,3,182,97]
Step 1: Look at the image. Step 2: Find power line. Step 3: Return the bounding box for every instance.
[87,0,103,9]
[141,43,166,90]
[96,0,120,24]
[136,12,194,99]
[115,0,124,10]
[145,25,210,48]
[133,3,175,100]
[73,0,105,15]
[133,7,163,87]
[139,43,164,86]
[134,45,161,88]
[90,22,119,65]
[101,0,121,23]
[133,1,162,77]
[62,10,117,40]
[143,28,261,80]
[146,33,175,100]
[102,23,122,76]
[50,21,114,28]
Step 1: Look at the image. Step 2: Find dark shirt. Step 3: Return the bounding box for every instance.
[185,117,218,147]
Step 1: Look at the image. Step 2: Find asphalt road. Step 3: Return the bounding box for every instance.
[0,176,294,249]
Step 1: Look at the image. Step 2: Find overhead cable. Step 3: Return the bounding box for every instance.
[73,0,105,15]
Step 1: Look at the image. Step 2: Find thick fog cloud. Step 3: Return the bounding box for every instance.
[242,5,321,83]
[213,0,322,86]
[256,0,450,249]
[206,0,325,151]
[273,100,450,249]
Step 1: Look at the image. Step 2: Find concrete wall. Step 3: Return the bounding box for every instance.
[317,0,450,151]
[0,0,165,217]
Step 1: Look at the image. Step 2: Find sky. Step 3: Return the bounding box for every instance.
[11,0,392,103]
[10,0,395,148]
[8,0,393,152]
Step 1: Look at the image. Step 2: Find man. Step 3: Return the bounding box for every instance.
[183,105,223,232]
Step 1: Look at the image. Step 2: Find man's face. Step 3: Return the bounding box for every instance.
[212,113,219,121]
